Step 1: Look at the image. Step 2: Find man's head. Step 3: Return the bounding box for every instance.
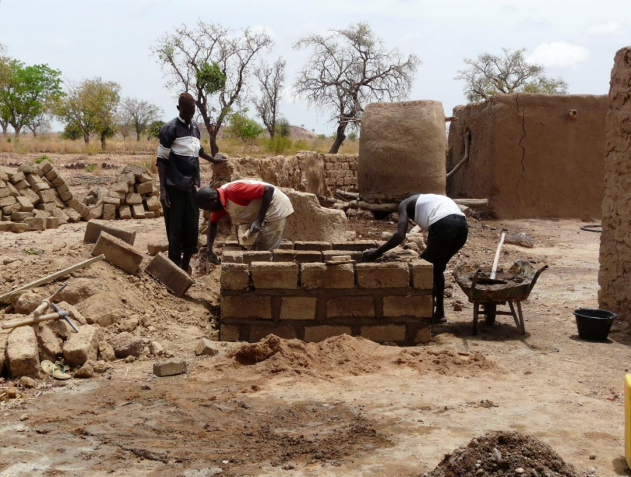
[196,187,223,212]
[177,92,196,124]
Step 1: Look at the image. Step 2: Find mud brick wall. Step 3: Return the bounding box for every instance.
[322,153,358,192]
[219,241,433,345]
[599,46,631,322]
[447,93,607,219]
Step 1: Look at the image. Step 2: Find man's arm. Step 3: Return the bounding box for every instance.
[207,220,220,264]
[362,200,411,262]
[199,150,228,164]
[157,162,170,208]
[249,185,274,234]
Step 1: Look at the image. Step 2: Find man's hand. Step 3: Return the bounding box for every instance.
[212,153,229,164]
[248,219,263,235]
[160,188,171,209]
[208,251,220,265]
[362,248,380,262]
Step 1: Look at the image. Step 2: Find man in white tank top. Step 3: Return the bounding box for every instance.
[363,194,468,323]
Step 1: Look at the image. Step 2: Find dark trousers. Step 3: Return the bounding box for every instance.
[163,186,199,266]
[420,214,468,319]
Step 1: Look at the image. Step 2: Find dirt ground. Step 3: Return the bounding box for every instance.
[0,161,628,476]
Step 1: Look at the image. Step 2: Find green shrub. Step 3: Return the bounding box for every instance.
[276,118,291,137]
[293,139,308,151]
[85,164,96,173]
[265,135,292,155]
[61,123,82,140]
[33,154,52,164]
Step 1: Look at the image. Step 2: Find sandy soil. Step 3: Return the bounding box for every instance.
[0,175,627,476]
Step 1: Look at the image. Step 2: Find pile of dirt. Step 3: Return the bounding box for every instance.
[422,431,589,477]
[395,348,497,376]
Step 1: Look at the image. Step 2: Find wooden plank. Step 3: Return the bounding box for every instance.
[453,199,488,209]
[490,232,506,280]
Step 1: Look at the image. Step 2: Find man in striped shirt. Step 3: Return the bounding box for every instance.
[156,92,227,272]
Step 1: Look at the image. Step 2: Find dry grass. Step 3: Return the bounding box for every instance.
[0,133,360,156]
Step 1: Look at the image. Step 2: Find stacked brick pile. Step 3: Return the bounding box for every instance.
[81,165,162,221]
[322,153,358,192]
[0,162,85,233]
[219,241,433,344]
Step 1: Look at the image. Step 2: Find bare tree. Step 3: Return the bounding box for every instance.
[294,22,420,153]
[253,57,286,137]
[151,21,273,155]
[120,98,162,141]
[455,48,568,102]
[26,111,51,137]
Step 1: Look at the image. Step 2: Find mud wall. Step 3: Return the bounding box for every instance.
[599,46,631,321]
[447,94,607,219]
[359,101,447,203]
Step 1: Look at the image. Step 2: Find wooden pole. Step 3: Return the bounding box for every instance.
[0,255,105,303]
[2,312,63,330]
[490,232,506,280]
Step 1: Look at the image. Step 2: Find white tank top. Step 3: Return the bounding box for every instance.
[414,194,465,230]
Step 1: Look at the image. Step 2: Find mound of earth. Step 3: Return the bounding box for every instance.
[422,431,590,477]
[395,348,496,376]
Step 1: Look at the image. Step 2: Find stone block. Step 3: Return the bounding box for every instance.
[293,241,333,251]
[220,263,250,290]
[195,338,219,356]
[110,181,129,194]
[331,240,377,252]
[39,161,54,174]
[222,250,244,263]
[51,176,65,187]
[415,326,431,344]
[32,181,50,193]
[0,221,12,232]
[64,207,81,223]
[110,331,144,358]
[135,181,153,195]
[145,252,195,296]
[56,183,70,194]
[92,231,144,274]
[0,331,7,375]
[84,219,136,244]
[62,325,100,366]
[24,217,46,231]
[220,324,241,341]
[145,211,156,219]
[60,191,73,203]
[250,325,297,341]
[37,323,62,361]
[145,195,161,211]
[20,187,40,205]
[16,195,34,212]
[18,163,41,175]
[45,217,60,229]
[119,205,131,219]
[360,324,406,342]
[153,359,187,377]
[102,203,116,220]
[139,172,153,183]
[26,173,42,187]
[147,242,169,255]
[278,240,293,249]
[44,168,59,181]
[410,260,433,289]
[102,196,120,206]
[356,262,410,288]
[36,202,57,213]
[322,250,363,262]
[242,251,272,264]
[251,261,299,289]
[383,295,432,317]
[0,195,17,208]
[131,204,145,219]
[221,295,272,319]
[9,171,25,184]
[280,296,317,320]
[7,182,19,197]
[11,211,34,222]
[14,180,28,190]
[304,325,353,342]
[54,196,66,209]
[125,192,142,205]
[0,186,10,199]
[327,296,375,318]
[272,249,322,263]
[38,188,57,203]
[11,223,29,233]
[300,263,354,289]
[6,326,40,378]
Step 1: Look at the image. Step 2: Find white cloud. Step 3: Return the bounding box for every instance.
[586,22,623,36]
[527,42,590,69]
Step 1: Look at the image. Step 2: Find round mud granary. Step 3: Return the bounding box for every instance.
[358,100,447,203]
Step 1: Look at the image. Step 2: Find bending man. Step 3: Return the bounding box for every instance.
[362,194,468,322]
[196,180,294,263]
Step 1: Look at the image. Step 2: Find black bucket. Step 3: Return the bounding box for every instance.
[573,308,617,341]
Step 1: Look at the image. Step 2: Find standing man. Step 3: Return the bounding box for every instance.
[196,179,294,263]
[362,194,468,323]
[156,92,227,272]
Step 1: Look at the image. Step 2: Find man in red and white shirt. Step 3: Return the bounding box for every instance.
[196,180,294,262]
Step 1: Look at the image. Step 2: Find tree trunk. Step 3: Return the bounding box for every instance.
[328,123,347,154]
[209,130,219,156]
[1,123,7,137]
[13,125,21,140]
[32,128,38,138]
[100,133,106,150]
[83,132,90,144]
[136,131,141,141]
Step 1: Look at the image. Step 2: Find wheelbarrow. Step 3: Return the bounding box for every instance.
[453,260,548,335]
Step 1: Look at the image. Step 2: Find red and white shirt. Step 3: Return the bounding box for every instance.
[210,180,294,225]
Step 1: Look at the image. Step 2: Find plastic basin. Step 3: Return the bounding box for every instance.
[573,308,616,341]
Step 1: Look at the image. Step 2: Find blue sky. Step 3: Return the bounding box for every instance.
[0,0,627,133]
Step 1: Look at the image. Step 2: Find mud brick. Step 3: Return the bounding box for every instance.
[39,161,54,174]
[7,182,19,197]
[220,263,250,290]
[54,197,65,209]
[64,207,82,223]
[119,205,132,219]
[51,208,69,225]
[56,183,70,194]
[62,325,100,366]
[24,217,45,230]
[38,188,57,203]
[280,296,317,320]
[135,181,153,195]
[0,186,10,199]
[195,338,219,356]
[415,326,431,344]
[85,219,137,244]
[278,240,293,249]
[360,324,406,342]
[146,252,194,296]
[147,242,168,255]
[86,204,103,221]
[242,251,271,264]
[145,211,156,219]
[327,296,375,318]
[139,172,153,183]
[18,163,40,175]
[51,176,65,187]
[383,295,432,318]
[110,181,129,194]
[331,240,377,252]
[221,295,272,319]
[9,171,25,184]
[153,359,187,377]
[272,249,322,263]
[356,263,410,288]
[322,250,362,262]
[300,263,354,289]
[14,180,28,190]
[0,221,12,232]
[32,181,50,192]
[101,196,120,207]
[60,190,73,202]
[77,202,90,218]
[11,211,34,222]
[25,173,42,187]
[131,204,145,219]
[16,196,34,212]
[220,324,241,341]
[0,195,16,208]
[293,241,333,251]
[3,202,21,215]
[145,195,161,211]
[410,260,433,289]
[102,204,116,220]
[304,325,353,342]
[251,262,299,289]
[222,250,244,263]
[117,172,135,186]
[125,192,142,205]
[44,168,59,181]
[20,187,40,205]
[11,223,29,233]
[46,217,60,229]
[250,325,297,342]
[35,202,56,213]
[92,232,144,274]
[6,326,40,378]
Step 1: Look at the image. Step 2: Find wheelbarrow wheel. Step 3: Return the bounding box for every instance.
[484,303,497,326]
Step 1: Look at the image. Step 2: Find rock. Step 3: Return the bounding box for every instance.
[19,376,36,388]
[149,341,164,356]
[62,325,101,366]
[124,355,136,363]
[453,302,463,312]
[110,332,144,358]
[14,291,44,314]
[153,359,187,377]
[36,323,62,361]
[147,242,169,256]
[491,447,502,462]
[5,387,18,399]
[195,338,220,356]
[74,362,94,379]
[92,360,111,374]
[118,316,139,333]
[347,208,374,220]
[77,292,124,327]
[0,331,7,376]
[56,278,102,305]
[6,326,40,378]
[505,232,535,249]
[19,413,29,421]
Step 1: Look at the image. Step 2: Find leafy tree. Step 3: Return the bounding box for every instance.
[60,122,82,140]
[56,78,121,149]
[348,131,357,142]
[253,57,286,137]
[147,120,164,140]
[152,21,273,155]
[0,44,9,136]
[455,48,568,102]
[275,117,290,137]
[120,98,162,141]
[294,22,420,153]
[0,60,63,138]
[227,111,264,141]
[117,108,134,140]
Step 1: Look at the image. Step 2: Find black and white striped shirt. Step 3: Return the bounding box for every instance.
[156,116,204,190]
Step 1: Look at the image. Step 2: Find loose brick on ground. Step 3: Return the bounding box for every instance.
[145,252,195,296]
[153,359,187,377]
[6,326,40,378]
[195,338,219,356]
[84,220,137,244]
[92,232,144,274]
